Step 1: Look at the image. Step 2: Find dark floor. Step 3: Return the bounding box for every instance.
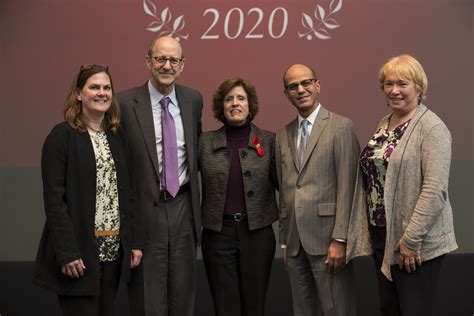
[1,254,473,315]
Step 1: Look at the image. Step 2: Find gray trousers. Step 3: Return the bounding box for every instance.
[128,191,197,316]
[287,247,356,316]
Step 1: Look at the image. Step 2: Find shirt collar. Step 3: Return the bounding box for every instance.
[148,80,178,108]
[298,103,321,127]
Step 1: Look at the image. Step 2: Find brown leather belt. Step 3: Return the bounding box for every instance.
[159,182,190,201]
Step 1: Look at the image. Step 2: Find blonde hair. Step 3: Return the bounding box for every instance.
[64,64,120,134]
[379,54,428,103]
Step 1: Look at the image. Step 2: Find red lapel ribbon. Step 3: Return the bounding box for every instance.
[252,136,264,157]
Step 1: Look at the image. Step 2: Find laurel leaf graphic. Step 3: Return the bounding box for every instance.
[330,0,343,14]
[315,28,331,40]
[143,0,156,17]
[147,21,163,32]
[302,13,314,29]
[317,5,326,20]
[173,15,185,31]
[161,7,171,24]
[323,18,339,29]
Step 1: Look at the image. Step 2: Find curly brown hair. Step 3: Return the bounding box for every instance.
[64,64,120,134]
[212,77,259,123]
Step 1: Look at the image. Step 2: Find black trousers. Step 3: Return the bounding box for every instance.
[58,259,121,316]
[370,225,445,316]
[202,218,276,316]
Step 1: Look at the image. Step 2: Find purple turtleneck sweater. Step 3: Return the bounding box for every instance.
[223,122,250,215]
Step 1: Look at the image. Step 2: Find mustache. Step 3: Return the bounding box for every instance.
[155,69,175,75]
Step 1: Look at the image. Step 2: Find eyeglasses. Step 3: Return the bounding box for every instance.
[151,56,183,67]
[80,64,109,71]
[285,78,317,92]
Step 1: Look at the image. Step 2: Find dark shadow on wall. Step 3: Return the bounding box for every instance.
[0,255,473,316]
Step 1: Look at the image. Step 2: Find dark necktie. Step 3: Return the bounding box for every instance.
[160,97,179,197]
[297,119,309,167]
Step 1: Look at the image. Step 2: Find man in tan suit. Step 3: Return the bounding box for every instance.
[275,64,359,316]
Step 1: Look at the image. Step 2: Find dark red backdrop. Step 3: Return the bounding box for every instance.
[1,0,472,166]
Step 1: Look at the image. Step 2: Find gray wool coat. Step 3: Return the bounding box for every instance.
[346,104,458,280]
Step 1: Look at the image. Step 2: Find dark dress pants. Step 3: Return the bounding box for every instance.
[370,225,445,316]
[202,218,276,316]
[58,259,121,316]
[128,191,197,316]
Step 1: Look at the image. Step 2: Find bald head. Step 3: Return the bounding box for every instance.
[283,64,317,88]
[146,36,185,95]
[147,36,184,58]
[283,64,320,117]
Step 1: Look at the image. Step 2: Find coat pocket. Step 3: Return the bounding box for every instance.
[318,203,336,216]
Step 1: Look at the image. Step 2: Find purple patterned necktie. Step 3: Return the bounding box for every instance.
[160,97,179,197]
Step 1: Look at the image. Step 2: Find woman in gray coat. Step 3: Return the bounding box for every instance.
[199,77,278,316]
[347,55,457,316]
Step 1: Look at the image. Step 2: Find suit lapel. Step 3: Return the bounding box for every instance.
[176,85,195,175]
[300,106,329,169]
[285,118,299,171]
[133,84,161,181]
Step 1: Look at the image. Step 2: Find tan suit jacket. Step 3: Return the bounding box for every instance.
[276,106,360,257]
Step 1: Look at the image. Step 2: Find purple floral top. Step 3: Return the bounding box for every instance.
[359,117,410,227]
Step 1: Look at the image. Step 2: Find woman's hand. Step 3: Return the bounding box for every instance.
[131,249,143,268]
[61,259,86,278]
[396,241,421,273]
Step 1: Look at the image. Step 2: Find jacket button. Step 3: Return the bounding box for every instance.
[240,151,247,159]
[153,201,158,206]
[244,170,251,177]
[247,190,254,197]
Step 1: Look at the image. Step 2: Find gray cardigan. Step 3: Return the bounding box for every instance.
[347,104,458,280]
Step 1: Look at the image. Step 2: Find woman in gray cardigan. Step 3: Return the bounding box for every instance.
[347,55,457,316]
[199,77,278,316]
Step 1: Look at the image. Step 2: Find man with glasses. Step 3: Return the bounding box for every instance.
[118,36,203,316]
[275,64,359,315]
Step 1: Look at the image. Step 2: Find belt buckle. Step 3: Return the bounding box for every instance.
[233,212,243,222]
[162,190,173,201]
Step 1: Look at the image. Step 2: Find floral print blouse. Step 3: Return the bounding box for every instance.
[89,130,121,262]
[359,117,410,227]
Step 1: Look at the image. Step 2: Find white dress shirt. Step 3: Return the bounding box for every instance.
[296,103,321,148]
[148,81,188,189]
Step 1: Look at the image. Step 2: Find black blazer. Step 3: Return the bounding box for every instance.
[33,122,134,296]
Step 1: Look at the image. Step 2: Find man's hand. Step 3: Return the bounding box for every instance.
[396,241,421,273]
[131,249,143,269]
[325,240,346,273]
[61,259,86,279]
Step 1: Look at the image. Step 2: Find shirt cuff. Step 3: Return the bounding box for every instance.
[334,238,346,243]
[280,244,287,249]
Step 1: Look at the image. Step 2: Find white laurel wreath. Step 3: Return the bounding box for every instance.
[143,0,189,41]
[298,0,343,40]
